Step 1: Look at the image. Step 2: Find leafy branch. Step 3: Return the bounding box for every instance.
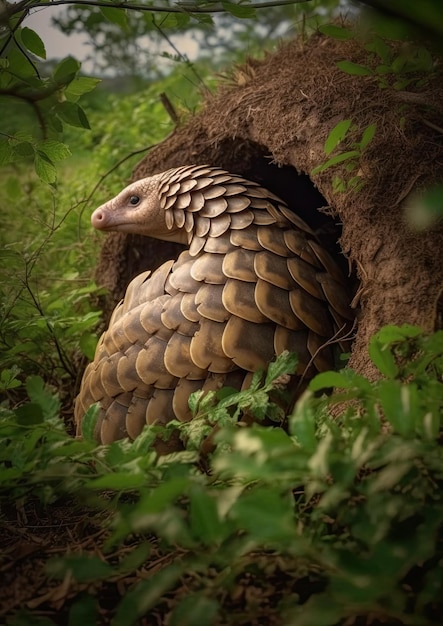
[4,0,314,21]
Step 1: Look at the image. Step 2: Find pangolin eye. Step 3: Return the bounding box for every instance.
[129,195,140,206]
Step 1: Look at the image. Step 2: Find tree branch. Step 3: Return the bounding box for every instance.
[5,0,313,19]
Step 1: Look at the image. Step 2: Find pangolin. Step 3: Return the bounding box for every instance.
[75,164,353,445]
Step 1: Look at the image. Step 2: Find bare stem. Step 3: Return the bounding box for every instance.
[6,0,313,19]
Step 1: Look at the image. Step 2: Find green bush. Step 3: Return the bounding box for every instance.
[1,327,442,625]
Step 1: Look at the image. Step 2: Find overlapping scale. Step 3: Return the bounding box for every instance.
[222,279,268,323]
[75,164,354,447]
[223,248,257,282]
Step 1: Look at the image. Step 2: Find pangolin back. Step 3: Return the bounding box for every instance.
[75,165,353,444]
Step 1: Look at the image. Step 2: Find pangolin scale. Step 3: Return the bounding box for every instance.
[75,165,353,444]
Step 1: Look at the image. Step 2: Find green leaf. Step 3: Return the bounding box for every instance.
[15,402,44,425]
[319,24,354,40]
[79,331,98,360]
[139,478,190,513]
[47,555,113,582]
[375,64,393,75]
[7,47,34,77]
[113,564,183,626]
[53,56,81,84]
[170,594,219,626]
[35,150,57,184]
[337,61,373,76]
[189,487,223,544]
[324,119,352,156]
[290,406,317,452]
[80,403,100,442]
[221,1,256,18]
[21,27,46,59]
[0,366,22,390]
[117,543,151,574]
[26,375,60,419]
[359,123,377,150]
[13,141,35,158]
[368,336,398,378]
[0,139,13,165]
[415,46,433,72]
[265,351,298,386]
[89,472,147,490]
[309,371,353,391]
[55,101,91,129]
[68,595,99,626]
[378,380,418,436]
[65,76,101,102]
[231,488,294,541]
[100,6,128,28]
[365,36,392,64]
[37,140,71,162]
[373,324,422,345]
[311,150,359,175]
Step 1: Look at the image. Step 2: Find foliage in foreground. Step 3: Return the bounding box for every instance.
[1,325,442,625]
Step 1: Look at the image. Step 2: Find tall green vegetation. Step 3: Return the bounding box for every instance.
[1,1,443,624]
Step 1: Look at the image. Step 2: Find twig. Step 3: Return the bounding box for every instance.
[152,13,208,93]
[421,119,443,135]
[160,92,179,125]
[6,0,314,20]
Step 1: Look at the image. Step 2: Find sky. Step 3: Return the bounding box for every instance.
[26,6,93,68]
[24,4,200,74]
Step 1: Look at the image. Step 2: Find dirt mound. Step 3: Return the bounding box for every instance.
[97,32,443,379]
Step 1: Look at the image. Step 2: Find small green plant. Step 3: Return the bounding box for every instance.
[2,326,442,625]
[311,118,376,192]
[320,25,436,90]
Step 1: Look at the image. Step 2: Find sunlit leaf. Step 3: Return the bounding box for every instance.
[359,123,377,150]
[324,119,352,156]
[311,150,359,175]
[337,60,373,75]
[35,150,57,183]
[319,24,354,40]
[265,350,298,386]
[368,336,398,378]
[65,76,101,102]
[80,403,100,442]
[37,140,72,162]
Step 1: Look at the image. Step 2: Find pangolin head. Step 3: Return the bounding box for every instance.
[91,173,188,244]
